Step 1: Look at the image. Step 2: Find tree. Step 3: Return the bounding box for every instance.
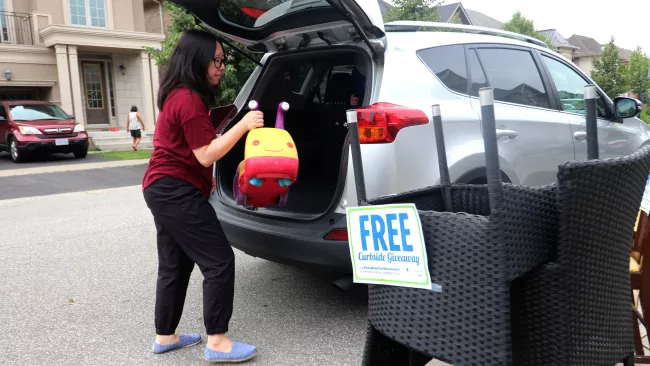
[591,37,629,98]
[501,12,553,48]
[145,2,260,106]
[383,0,442,23]
[627,46,650,103]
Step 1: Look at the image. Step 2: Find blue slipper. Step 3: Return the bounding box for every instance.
[204,342,257,363]
[153,333,202,354]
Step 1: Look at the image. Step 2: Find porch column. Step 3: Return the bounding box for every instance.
[54,45,73,115]
[68,46,86,125]
[150,58,160,124]
[140,50,155,130]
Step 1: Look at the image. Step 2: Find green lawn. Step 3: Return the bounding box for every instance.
[96,149,153,160]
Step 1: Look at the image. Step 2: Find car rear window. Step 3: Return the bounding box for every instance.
[417,45,468,95]
[474,48,550,109]
[219,0,333,29]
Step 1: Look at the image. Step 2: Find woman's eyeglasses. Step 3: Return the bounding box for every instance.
[213,57,225,68]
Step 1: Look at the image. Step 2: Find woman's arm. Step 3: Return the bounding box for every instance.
[192,110,264,167]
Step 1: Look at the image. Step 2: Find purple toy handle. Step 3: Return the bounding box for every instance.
[276,102,289,130]
[246,100,289,130]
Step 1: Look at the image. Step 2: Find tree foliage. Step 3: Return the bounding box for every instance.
[627,46,650,103]
[502,12,553,48]
[383,0,442,23]
[145,2,260,106]
[591,37,629,98]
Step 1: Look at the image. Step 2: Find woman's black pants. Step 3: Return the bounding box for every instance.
[143,176,234,335]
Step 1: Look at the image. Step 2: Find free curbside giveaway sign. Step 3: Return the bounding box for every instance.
[346,204,432,289]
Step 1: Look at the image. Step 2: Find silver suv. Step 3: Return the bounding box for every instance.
[171,0,648,282]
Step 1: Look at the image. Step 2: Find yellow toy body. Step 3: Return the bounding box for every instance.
[233,101,299,208]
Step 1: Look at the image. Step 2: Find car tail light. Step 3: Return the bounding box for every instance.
[324,229,348,241]
[355,103,429,144]
[240,7,267,18]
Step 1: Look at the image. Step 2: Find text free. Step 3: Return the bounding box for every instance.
[359,213,414,252]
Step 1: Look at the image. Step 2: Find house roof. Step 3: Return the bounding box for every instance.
[612,45,633,61]
[437,2,462,22]
[539,29,578,50]
[567,34,603,57]
[378,0,392,16]
[465,9,503,29]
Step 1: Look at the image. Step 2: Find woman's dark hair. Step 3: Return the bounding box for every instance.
[157,29,221,111]
[130,105,138,112]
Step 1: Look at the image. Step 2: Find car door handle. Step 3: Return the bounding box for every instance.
[574,131,587,141]
[495,129,518,139]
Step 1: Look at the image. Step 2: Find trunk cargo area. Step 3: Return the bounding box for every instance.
[217,47,371,218]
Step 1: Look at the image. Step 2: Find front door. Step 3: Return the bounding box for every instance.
[537,51,641,161]
[81,61,109,125]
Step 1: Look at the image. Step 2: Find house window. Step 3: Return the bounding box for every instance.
[89,0,106,27]
[0,0,9,42]
[70,0,87,25]
[69,0,106,27]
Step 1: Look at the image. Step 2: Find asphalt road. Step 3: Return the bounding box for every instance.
[0,151,112,170]
[0,185,369,366]
[0,163,148,200]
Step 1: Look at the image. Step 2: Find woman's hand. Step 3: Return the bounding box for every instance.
[237,110,264,131]
[192,111,264,168]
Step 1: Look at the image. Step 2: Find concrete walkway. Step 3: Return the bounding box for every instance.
[0,158,149,178]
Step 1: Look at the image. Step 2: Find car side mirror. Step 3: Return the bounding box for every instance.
[614,97,642,120]
[68,114,75,121]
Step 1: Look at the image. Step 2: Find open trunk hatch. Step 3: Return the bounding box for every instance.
[167,0,385,54]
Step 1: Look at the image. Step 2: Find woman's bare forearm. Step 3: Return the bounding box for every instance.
[193,123,247,167]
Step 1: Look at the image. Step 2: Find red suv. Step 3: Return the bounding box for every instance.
[0,101,89,163]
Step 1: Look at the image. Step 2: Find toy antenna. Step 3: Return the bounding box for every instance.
[275,102,289,129]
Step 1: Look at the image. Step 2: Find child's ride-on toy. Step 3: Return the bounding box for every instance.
[233,100,299,208]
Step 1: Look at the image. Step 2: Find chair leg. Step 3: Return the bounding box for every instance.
[361,323,409,366]
[409,350,432,366]
[624,352,635,366]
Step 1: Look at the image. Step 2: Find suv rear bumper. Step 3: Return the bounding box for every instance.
[210,196,352,275]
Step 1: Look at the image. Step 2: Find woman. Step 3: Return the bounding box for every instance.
[142,29,263,363]
[126,105,145,150]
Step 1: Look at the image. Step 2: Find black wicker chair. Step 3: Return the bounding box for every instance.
[350,87,650,366]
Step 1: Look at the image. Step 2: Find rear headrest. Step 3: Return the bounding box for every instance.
[324,73,356,104]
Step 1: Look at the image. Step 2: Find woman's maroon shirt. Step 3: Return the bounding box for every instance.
[142,87,216,198]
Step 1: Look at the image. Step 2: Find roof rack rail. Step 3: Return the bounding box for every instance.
[384,21,550,49]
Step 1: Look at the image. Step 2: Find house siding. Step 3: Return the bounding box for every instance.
[31,0,65,24]
[574,56,595,76]
[112,53,145,128]
[111,0,136,31]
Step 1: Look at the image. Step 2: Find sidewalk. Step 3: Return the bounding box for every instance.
[0,158,149,178]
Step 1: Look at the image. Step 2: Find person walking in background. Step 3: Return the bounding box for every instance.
[127,105,145,151]
[142,29,263,363]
